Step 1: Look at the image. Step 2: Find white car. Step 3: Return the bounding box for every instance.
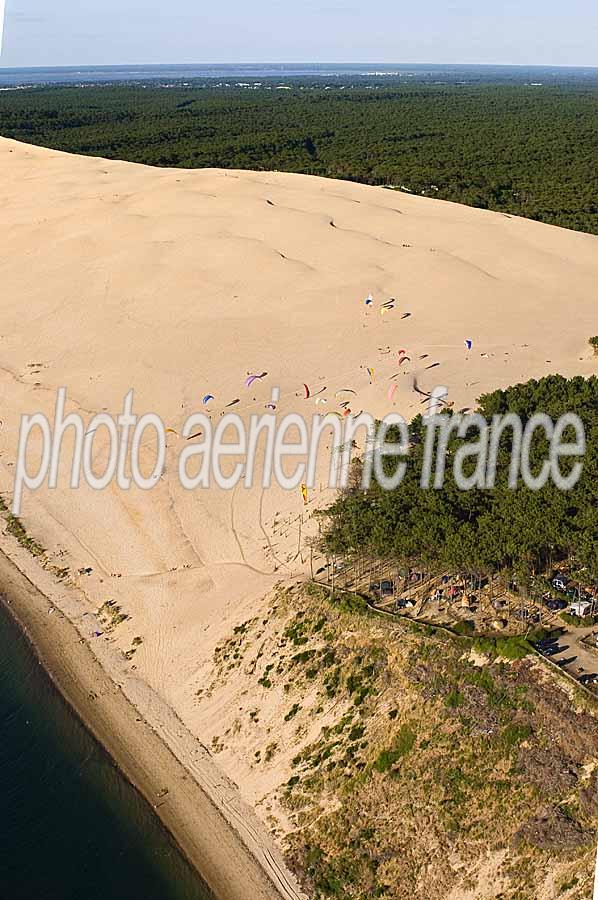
[552,576,568,592]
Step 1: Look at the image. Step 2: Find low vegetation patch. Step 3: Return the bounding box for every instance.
[207,584,598,899]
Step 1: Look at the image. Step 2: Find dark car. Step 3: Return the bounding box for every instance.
[545,598,567,611]
[579,674,598,686]
[544,645,564,657]
[395,598,414,610]
[536,638,557,651]
[380,580,394,597]
[536,634,557,645]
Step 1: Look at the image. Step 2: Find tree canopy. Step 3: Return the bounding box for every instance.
[323,375,598,581]
[2,82,598,234]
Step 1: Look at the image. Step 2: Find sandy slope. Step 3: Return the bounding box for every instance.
[0,541,300,900]
[0,137,597,891]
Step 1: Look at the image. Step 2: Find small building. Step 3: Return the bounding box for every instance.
[570,600,592,618]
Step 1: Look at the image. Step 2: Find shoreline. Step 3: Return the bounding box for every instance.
[0,542,305,900]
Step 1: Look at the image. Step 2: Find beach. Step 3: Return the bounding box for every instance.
[0,136,596,897]
[0,538,304,900]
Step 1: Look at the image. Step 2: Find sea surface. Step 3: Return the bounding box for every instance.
[0,600,211,900]
[0,62,598,87]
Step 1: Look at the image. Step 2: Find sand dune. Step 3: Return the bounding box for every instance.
[0,136,596,894]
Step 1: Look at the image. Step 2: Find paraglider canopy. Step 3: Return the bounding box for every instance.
[202,394,215,405]
[464,339,474,351]
[245,372,268,388]
[364,293,374,306]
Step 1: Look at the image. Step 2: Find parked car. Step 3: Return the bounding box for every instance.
[552,575,569,592]
[545,598,567,612]
[395,598,415,611]
[536,637,558,650]
[579,674,598,686]
[556,657,576,668]
[380,580,394,597]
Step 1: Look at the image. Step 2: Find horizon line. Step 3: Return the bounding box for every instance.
[2,60,598,72]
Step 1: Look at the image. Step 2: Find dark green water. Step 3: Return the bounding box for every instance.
[0,602,212,900]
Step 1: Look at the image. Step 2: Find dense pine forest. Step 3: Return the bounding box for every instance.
[323,375,598,584]
[1,81,598,234]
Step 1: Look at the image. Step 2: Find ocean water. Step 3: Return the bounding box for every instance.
[0,62,597,87]
[0,601,211,900]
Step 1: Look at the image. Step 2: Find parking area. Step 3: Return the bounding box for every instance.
[323,560,598,691]
[535,626,598,689]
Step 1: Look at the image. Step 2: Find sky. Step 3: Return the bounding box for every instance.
[1,0,598,68]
